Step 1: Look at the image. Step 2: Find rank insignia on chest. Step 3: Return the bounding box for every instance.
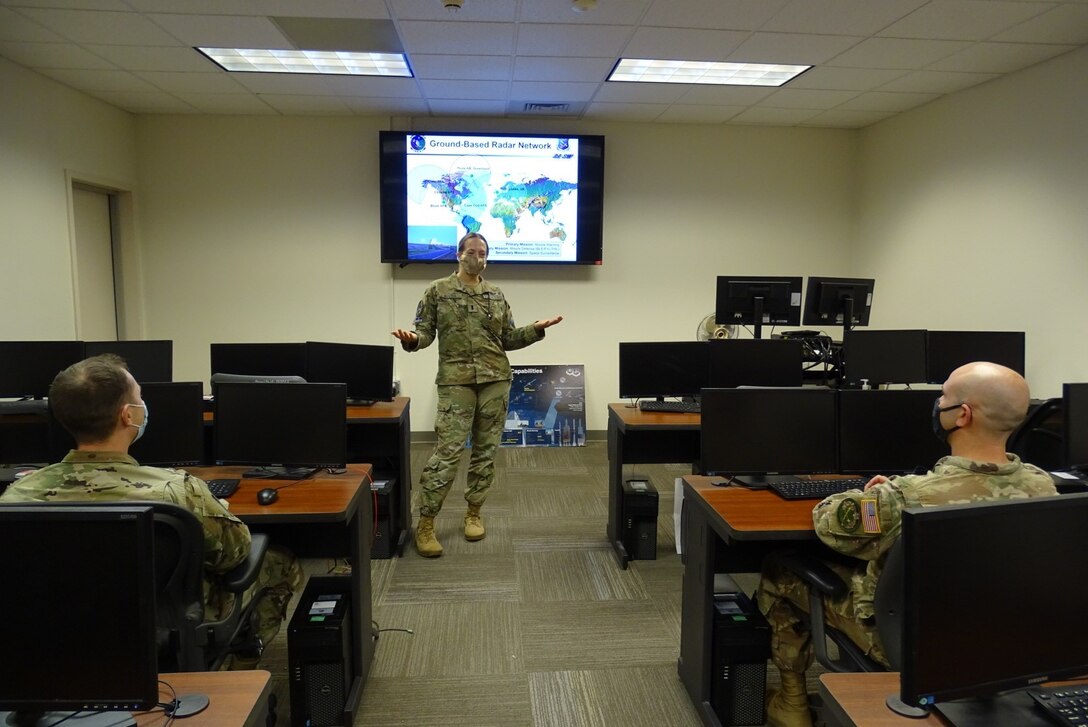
[860,496,881,534]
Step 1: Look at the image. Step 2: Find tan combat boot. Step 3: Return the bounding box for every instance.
[765,671,813,727]
[464,502,485,541]
[415,515,443,557]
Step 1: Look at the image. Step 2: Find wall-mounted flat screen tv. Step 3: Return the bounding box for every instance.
[379,131,604,265]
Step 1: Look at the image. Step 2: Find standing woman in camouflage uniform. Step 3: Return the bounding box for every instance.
[392,232,562,557]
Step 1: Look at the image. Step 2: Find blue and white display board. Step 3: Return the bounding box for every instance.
[502,364,586,447]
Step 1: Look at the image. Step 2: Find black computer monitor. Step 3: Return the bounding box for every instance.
[617,342,709,401]
[699,387,837,476]
[130,382,205,467]
[85,340,173,383]
[925,330,1025,383]
[838,390,948,475]
[214,382,347,477]
[897,494,1088,722]
[209,342,308,378]
[842,330,927,386]
[801,277,875,328]
[707,339,803,388]
[0,504,158,726]
[1065,383,1088,470]
[715,276,803,339]
[305,341,394,405]
[0,341,85,399]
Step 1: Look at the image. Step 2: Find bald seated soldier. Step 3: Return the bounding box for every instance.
[756,362,1058,727]
[0,354,302,669]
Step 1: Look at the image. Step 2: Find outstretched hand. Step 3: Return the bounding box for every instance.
[534,315,563,332]
[391,328,418,345]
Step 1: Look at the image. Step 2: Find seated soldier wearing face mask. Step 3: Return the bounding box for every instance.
[755,361,1058,727]
[0,354,301,669]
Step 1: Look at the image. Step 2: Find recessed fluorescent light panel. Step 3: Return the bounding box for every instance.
[608,59,809,87]
[197,48,412,76]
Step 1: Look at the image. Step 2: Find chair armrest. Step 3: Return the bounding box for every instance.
[221,533,269,593]
[777,552,850,600]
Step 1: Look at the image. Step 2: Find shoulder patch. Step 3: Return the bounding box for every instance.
[836,499,861,533]
[860,496,881,534]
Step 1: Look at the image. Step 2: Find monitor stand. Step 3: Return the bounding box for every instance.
[886,690,1054,726]
[346,398,376,406]
[3,711,135,727]
[242,466,317,480]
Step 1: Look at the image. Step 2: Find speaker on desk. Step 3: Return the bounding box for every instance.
[622,477,658,560]
[711,590,770,726]
[370,477,396,559]
[288,576,353,727]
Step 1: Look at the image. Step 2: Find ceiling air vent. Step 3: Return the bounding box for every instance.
[522,102,571,113]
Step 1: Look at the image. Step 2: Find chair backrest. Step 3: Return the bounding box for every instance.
[1007,397,1065,471]
[873,536,906,671]
[147,502,207,669]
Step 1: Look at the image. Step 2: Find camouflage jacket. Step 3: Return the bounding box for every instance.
[0,450,252,606]
[403,273,544,385]
[813,454,1057,620]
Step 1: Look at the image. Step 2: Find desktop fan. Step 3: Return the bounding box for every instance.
[697,313,737,341]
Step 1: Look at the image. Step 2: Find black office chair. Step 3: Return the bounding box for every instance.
[26,500,269,672]
[775,539,905,674]
[1007,397,1065,472]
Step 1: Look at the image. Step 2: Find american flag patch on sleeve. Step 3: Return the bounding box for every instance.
[860,497,881,534]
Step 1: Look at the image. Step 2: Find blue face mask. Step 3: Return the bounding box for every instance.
[932,398,962,444]
[128,403,149,442]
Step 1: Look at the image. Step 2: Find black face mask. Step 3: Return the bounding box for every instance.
[932,398,964,444]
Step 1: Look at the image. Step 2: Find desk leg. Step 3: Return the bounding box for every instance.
[343,487,375,724]
[607,414,630,569]
[678,502,722,727]
[395,406,412,557]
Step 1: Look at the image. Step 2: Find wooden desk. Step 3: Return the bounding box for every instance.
[819,673,949,727]
[606,403,700,568]
[141,670,272,727]
[678,475,824,727]
[188,464,374,726]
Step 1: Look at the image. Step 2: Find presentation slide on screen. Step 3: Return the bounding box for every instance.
[404,134,580,263]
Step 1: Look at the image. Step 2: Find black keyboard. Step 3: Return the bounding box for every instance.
[769,477,869,500]
[1030,685,1088,727]
[639,400,700,413]
[206,478,240,499]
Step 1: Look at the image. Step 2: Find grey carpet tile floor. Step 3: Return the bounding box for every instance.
[258,440,794,726]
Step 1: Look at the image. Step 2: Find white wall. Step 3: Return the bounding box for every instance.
[133,117,857,429]
[856,45,1088,398]
[0,57,137,338]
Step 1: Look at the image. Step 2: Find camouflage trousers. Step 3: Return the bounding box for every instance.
[208,545,303,653]
[755,551,889,674]
[418,381,510,517]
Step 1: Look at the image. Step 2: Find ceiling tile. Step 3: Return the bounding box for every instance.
[828,37,971,68]
[676,85,777,104]
[993,4,1088,44]
[878,0,1053,41]
[0,8,65,42]
[878,69,999,93]
[88,89,200,113]
[411,53,512,80]
[928,41,1078,72]
[342,96,430,115]
[85,45,218,72]
[786,66,908,90]
[122,0,265,13]
[757,87,860,108]
[135,70,249,93]
[728,32,864,65]
[4,0,131,10]
[642,0,789,31]
[398,20,515,54]
[172,92,279,113]
[622,27,749,61]
[762,0,929,36]
[730,106,823,124]
[509,80,599,102]
[592,80,692,103]
[260,93,353,114]
[517,23,632,57]
[513,56,616,82]
[427,98,508,115]
[837,90,941,111]
[321,75,422,97]
[800,108,895,127]
[418,79,509,100]
[582,101,668,121]
[37,67,161,92]
[518,0,651,24]
[0,41,117,69]
[390,0,517,22]
[654,104,746,123]
[16,8,179,45]
[148,14,292,48]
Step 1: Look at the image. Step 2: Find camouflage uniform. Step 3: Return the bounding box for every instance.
[402,273,544,516]
[756,454,1058,674]
[0,450,302,655]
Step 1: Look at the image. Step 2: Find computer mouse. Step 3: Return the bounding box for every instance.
[256,488,279,506]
